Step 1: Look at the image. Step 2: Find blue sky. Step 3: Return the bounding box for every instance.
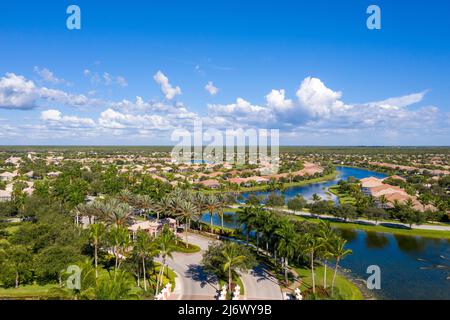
[0,0,449,145]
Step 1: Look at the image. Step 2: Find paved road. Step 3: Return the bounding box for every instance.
[164,233,219,300]
[241,264,284,300]
[161,233,283,300]
[285,209,450,231]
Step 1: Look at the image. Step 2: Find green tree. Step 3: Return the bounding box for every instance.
[329,237,352,296]
[88,223,106,278]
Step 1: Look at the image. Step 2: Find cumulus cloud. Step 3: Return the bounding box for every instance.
[40,109,96,128]
[99,108,172,131]
[0,73,39,109]
[205,81,219,95]
[266,89,293,111]
[153,71,181,100]
[208,97,275,125]
[296,77,348,118]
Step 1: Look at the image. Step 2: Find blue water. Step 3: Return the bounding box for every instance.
[199,166,450,299]
[337,229,450,300]
[239,166,387,204]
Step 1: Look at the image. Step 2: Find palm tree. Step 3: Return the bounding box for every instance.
[73,203,97,226]
[95,268,138,300]
[133,230,156,291]
[236,206,257,244]
[204,194,220,233]
[108,226,132,271]
[317,221,334,289]
[175,199,199,247]
[155,195,174,221]
[116,189,135,206]
[102,199,133,227]
[329,236,352,296]
[303,232,324,295]
[275,219,298,285]
[216,194,227,230]
[155,227,176,295]
[252,206,266,254]
[88,223,106,278]
[135,194,155,219]
[222,242,247,294]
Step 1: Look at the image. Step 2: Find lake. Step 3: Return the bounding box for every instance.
[239,166,388,204]
[337,229,450,300]
[199,166,450,299]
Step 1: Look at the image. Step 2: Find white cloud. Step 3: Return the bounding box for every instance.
[208,97,275,125]
[296,77,348,118]
[40,109,96,128]
[205,81,219,95]
[33,66,66,85]
[266,89,293,111]
[116,76,128,87]
[153,70,181,100]
[84,69,127,87]
[0,73,39,109]
[99,108,172,131]
[366,91,427,110]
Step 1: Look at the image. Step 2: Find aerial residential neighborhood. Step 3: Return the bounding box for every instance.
[0,0,449,310]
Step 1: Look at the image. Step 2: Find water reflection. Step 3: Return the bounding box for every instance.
[394,234,427,254]
[335,228,358,242]
[365,232,389,249]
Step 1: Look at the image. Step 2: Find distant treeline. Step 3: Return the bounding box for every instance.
[0,146,449,155]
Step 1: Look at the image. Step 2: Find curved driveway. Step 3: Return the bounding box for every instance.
[162,233,283,300]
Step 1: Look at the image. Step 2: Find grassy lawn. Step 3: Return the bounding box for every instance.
[328,185,356,205]
[173,240,201,253]
[152,263,177,289]
[288,215,450,240]
[294,266,363,300]
[0,283,58,299]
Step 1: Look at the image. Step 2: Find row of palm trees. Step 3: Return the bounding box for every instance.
[75,189,234,247]
[85,220,176,296]
[237,205,352,297]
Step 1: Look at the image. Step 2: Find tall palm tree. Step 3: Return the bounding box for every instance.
[108,226,132,271]
[222,242,247,294]
[88,223,106,278]
[155,195,174,221]
[176,199,199,247]
[329,236,352,296]
[155,227,176,295]
[135,194,155,219]
[133,230,156,292]
[237,205,257,244]
[102,199,133,227]
[317,221,334,289]
[216,194,227,230]
[73,203,97,226]
[303,232,324,295]
[252,206,266,254]
[275,219,298,285]
[204,195,220,233]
